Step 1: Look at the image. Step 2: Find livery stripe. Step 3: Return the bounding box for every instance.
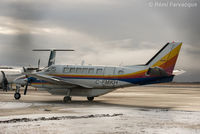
[152,43,182,67]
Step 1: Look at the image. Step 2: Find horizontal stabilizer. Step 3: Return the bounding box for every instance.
[173,69,185,75]
[32,49,74,51]
[33,49,75,67]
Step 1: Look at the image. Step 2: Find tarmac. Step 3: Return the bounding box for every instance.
[0,83,200,134]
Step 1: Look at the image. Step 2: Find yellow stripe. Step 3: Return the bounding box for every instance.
[152,43,182,67]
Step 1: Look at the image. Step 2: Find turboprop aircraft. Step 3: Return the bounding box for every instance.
[0,66,23,91]
[0,50,73,91]
[14,42,183,102]
[0,65,43,91]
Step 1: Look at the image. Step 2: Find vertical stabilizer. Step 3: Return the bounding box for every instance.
[48,50,56,67]
[145,42,182,75]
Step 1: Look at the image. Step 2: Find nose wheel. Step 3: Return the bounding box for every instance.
[14,85,21,100]
[14,92,21,100]
[63,96,71,103]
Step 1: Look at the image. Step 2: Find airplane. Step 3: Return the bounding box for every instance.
[13,42,183,102]
[0,65,43,91]
[0,66,24,91]
[0,49,73,91]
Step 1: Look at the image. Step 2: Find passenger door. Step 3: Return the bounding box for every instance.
[104,67,115,76]
[103,67,117,87]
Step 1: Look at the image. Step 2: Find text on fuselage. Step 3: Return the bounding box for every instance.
[95,80,118,86]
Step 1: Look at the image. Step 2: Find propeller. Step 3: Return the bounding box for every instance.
[38,59,40,69]
[22,67,29,95]
[36,59,41,72]
[24,79,29,95]
[23,67,27,73]
[1,71,9,91]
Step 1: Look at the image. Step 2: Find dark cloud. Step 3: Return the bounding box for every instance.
[0,1,44,21]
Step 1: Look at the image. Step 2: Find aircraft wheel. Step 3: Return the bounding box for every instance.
[14,93,21,100]
[63,96,71,103]
[87,97,94,101]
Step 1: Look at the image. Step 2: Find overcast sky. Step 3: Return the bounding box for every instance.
[0,0,199,82]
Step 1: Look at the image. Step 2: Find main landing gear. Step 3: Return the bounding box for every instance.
[63,96,72,103]
[87,97,94,101]
[63,96,95,102]
[63,89,72,103]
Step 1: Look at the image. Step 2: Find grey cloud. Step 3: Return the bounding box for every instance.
[0,0,199,81]
[0,1,44,21]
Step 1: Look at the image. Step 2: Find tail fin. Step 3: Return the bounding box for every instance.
[145,42,182,75]
[48,50,56,67]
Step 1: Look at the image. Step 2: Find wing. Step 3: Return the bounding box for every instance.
[28,73,92,88]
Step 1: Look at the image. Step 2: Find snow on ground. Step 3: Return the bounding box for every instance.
[0,102,32,109]
[1,105,200,134]
[0,102,47,109]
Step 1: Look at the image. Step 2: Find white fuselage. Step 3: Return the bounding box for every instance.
[30,64,150,97]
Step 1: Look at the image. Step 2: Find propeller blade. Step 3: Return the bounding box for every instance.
[1,71,9,91]
[22,67,29,78]
[1,71,5,78]
[24,81,28,95]
[23,67,27,73]
[38,59,40,69]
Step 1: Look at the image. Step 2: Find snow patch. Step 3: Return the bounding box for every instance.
[0,102,32,109]
[0,102,48,110]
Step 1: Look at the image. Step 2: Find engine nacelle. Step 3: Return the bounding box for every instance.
[146,67,168,76]
[0,73,3,82]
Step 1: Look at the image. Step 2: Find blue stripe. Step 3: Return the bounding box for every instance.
[30,75,174,85]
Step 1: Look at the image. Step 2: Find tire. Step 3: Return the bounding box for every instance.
[63,96,71,103]
[14,93,21,100]
[87,97,94,101]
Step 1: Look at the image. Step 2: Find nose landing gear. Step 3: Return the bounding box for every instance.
[14,92,21,100]
[14,85,21,100]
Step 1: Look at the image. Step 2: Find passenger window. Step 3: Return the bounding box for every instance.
[82,68,88,74]
[63,67,70,73]
[76,68,82,73]
[96,69,103,74]
[69,68,76,73]
[88,68,94,74]
[118,70,124,75]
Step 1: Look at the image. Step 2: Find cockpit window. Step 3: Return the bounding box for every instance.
[51,67,56,72]
[45,68,50,72]
[45,66,56,72]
